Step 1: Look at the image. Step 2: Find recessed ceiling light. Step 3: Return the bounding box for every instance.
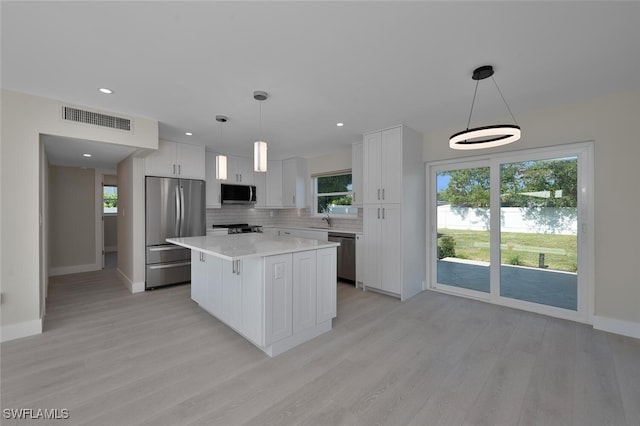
[336,122,344,127]
[83,153,92,158]
[98,88,113,94]
[185,132,193,136]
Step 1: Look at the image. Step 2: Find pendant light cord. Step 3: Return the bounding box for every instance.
[492,76,519,126]
[259,100,263,141]
[466,79,480,131]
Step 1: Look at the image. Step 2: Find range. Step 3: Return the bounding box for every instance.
[212,223,263,234]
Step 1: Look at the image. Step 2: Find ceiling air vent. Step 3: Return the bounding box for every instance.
[62,106,132,131]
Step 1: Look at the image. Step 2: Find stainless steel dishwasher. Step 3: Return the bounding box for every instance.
[328,232,356,283]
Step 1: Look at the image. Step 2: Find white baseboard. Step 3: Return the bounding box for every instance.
[593,315,640,339]
[116,268,145,293]
[1,318,42,342]
[49,263,101,277]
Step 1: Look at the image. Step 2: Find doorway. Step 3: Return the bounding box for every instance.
[428,142,593,322]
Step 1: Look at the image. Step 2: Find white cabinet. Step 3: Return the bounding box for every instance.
[363,205,401,295]
[277,228,328,241]
[352,142,363,207]
[363,127,403,204]
[189,246,337,357]
[316,247,337,323]
[255,160,283,208]
[222,155,254,185]
[145,140,205,180]
[205,151,222,208]
[265,254,293,345]
[292,250,317,334]
[282,157,308,208]
[362,125,424,300]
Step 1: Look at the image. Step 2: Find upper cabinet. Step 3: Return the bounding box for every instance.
[282,157,308,208]
[363,127,402,204]
[255,160,283,208]
[145,140,205,180]
[221,155,254,185]
[351,142,363,207]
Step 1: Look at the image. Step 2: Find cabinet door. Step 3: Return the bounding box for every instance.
[292,250,317,333]
[222,260,242,328]
[254,169,267,208]
[316,247,337,323]
[352,142,363,207]
[190,251,206,304]
[265,254,293,345]
[236,156,254,185]
[266,160,283,207]
[363,132,382,204]
[282,157,307,208]
[380,204,402,294]
[145,140,177,177]
[205,151,222,208]
[380,127,402,204]
[176,142,206,180]
[205,255,223,317]
[363,205,382,290]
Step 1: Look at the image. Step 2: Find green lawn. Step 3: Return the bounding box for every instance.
[437,228,578,272]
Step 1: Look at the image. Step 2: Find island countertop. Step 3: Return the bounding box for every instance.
[166,233,340,261]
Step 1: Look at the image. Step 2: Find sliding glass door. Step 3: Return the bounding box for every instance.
[430,144,592,321]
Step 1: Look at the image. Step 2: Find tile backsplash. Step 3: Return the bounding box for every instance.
[206,206,363,232]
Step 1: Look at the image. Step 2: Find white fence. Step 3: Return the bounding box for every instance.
[437,205,577,235]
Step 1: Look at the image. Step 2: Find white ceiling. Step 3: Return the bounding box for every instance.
[42,135,137,170]
[3,1,640,166]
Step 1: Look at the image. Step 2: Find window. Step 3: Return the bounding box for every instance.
[429,142,593,322]
[103,185,118,214]
[314,172,357,216]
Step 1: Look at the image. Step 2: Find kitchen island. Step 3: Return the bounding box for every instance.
[167,234,339,356]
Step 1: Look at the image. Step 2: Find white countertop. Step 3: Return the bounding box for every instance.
[167,234,340,261]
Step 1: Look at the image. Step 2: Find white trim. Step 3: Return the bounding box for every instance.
[1,319,43,342]
[117,268,145,293]
[593,316,640,340]
[49,263,101,276]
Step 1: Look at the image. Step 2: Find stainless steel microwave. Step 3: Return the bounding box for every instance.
[221,184,256,204]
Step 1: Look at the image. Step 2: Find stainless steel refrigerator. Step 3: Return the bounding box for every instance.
[145,176,205,289]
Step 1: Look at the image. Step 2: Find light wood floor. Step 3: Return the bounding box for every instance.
[2,269,639,426]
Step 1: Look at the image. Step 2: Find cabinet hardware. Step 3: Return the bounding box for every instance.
[382,188,385,200]
[377,207,380,219]
[382,208,385,219]
[239,174,242,182]
[232,260,236,274]
[173,164,176,175]
[178,164,181,175]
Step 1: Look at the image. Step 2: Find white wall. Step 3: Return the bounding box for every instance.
[116,154,146,293]
[423,89,640,336]
[0,89,158,341]
[48,166,98,275]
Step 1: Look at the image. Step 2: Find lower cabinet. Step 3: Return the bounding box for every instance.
[363,204,402,295]
[190,247,337,356]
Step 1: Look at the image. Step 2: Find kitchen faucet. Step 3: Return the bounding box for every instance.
[322,214,332,228]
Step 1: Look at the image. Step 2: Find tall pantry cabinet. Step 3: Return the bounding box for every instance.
[362,125,424,300]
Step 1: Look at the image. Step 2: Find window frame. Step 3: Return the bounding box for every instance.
[103,185,118,215]
[312,171,357,218]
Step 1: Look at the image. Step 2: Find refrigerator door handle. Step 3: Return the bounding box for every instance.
[180,186,185,236]
[174,185,181,237]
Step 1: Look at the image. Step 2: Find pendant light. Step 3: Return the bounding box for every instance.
[450,65,521,150]
[215,115,228,180]
[253,90,268,172]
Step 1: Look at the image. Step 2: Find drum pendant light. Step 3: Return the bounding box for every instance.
[253,90,268,172]
[215,115,228,180]
[450,65,521,150]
